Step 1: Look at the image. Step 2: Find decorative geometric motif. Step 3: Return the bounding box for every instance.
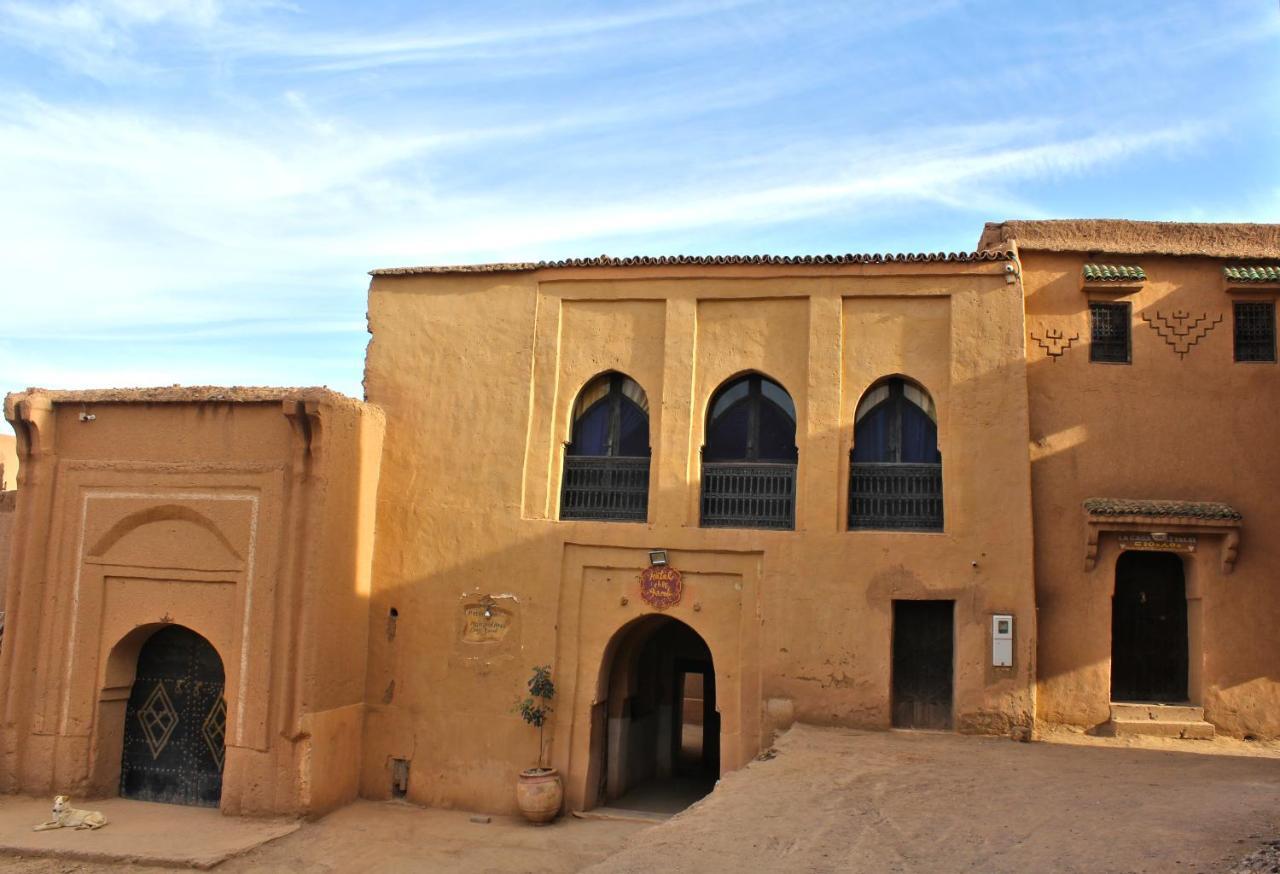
[1030,326,1080,362]
[1084,263,1145,283]
[202,698,227,770]
[137,682,179,760]
[1141,310,1223,359]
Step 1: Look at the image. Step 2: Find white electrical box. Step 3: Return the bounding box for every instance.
[992,614,1014,667]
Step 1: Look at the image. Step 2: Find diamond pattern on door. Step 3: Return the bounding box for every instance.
[137,682,180,759]
[202,697,227,770]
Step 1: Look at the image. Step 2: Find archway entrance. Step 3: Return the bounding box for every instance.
[592,616,718,814]
[120,626,226,807]
[1112,551,1188,703]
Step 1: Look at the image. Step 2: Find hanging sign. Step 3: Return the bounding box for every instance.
[639,565,683,610]
[1117,533,1197,553]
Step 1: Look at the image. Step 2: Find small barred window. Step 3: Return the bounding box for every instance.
[1234,301,1276,363]
[1089,302,1131,363]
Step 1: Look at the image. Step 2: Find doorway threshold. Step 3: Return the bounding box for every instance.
[572,807,670,824]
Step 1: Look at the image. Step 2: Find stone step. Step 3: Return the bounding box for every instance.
[1109,702,1206,723]
[1104,702,1215,740]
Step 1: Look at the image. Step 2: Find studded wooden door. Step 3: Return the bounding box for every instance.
[121,626,226,807]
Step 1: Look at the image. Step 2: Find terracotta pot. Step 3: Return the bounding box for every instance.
[515,767,563,824]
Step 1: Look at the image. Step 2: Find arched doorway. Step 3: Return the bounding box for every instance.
[120,626,226,807]
[592,616,718,814]
[1112,552,1189,702]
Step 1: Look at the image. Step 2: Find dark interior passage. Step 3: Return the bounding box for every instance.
[892,600,954,730]
[1112,551,1189,703]
[591,616,718,814]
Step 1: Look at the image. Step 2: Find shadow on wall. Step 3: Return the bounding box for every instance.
[1023,253,1280,734]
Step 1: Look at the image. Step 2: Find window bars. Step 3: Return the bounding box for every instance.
[1090,301,1131,363]
[1234,301,1276,363]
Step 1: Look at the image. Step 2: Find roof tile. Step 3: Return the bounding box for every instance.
[1083,263,1146,282]
[1223,265,1280,283]
[1083,497,1241,521]
[370,250,1012,276]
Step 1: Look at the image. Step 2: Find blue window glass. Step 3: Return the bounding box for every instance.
[569,373,650,457]
[705,374,797,462]
[852,378,940,463]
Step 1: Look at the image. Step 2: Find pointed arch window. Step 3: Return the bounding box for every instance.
[701,373,797,529]
[561,373,650,522]
[849,377,943,530]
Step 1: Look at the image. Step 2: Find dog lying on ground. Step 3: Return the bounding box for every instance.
[32,795,108,831]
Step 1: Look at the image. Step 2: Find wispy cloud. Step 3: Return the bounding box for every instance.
[0,0,1273,394]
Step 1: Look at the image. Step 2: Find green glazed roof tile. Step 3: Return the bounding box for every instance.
[1083,263,1146,282]
[1223,265,1280,283]
[1083,498,1241,521]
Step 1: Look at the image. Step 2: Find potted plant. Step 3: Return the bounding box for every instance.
[514,664,562,824]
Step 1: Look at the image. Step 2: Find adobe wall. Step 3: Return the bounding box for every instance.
[0,433,15,611]
[0,488,13,623]
[1021,251,1280,737]
[0,432,17,491]
[0,388,384,816]
[362,259,1038,815]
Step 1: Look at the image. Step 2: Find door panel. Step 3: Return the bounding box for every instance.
[892,600,954,730]
[1112,552,1188,702]
[121,626,226,807]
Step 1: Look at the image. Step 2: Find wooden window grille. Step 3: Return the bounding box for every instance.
[1234,301,1276,363]
[1089,302,1131,363]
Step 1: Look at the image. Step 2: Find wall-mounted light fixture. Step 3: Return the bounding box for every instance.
[649,549,668,567]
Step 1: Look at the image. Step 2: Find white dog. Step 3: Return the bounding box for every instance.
[32,795,108,831]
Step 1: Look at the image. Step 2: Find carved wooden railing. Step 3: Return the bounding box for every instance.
[848,463,943,531]
[701,462,796,530]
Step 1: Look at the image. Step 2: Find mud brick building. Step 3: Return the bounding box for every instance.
[1,219,1276,818]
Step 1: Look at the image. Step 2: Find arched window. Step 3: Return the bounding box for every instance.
[849,377,943,531]
[852,378,940,464]
[702,373,797,529]
[568,372,650,458]
[705,374,797,463]
[561,373,650,522]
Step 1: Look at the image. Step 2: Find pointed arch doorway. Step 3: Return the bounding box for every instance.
[590,616,719,814]
[120,625,227,807]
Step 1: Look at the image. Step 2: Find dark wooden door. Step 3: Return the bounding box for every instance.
[892,600,954,729]
[121,626,226,807]
[1112,552,1188,702]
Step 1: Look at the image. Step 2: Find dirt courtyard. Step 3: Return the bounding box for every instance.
[3,725,1279,873]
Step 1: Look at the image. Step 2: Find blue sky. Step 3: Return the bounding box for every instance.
[0,0,1277,397]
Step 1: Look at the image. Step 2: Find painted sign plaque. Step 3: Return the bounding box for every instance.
[1118,533,1197,554]
[639,565,683,610]
[462,598,512,643]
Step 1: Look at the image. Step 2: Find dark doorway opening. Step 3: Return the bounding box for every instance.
[592,617,718,814]
[1112,551,1189,703]
[892,600,954,730]
[121,625,226,807]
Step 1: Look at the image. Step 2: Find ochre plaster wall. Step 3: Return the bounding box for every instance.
[0,433,16,607]
[1021,251,1280,737]
[0,432,17,491]
[363,260,1038,815]
[0,389,384,816]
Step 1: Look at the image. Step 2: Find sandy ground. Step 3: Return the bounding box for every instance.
[3,726,1279,873]
[0,801,645,873]
[587,725,1280,874]
[0,797,297,869]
